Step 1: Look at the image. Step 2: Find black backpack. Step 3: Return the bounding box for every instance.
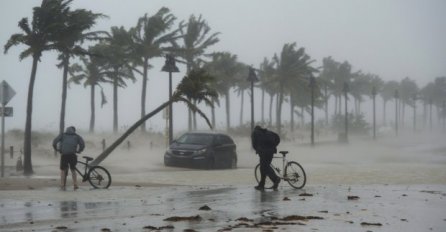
[265,130,280,148]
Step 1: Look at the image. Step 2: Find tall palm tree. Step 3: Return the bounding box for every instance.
[334,61,352,115]
[380,80,399,125]
[129,7,180,132]
[399,77,418,128]
[203,52,239,130]
[233,64,250,127]
[173,14,220,130]
[272,42,317,135]
[90,67,217,166]
[68,46,110,132]
[3,0,70,175]
[101,27,136,132]
[258,58,276,124]
[317,56,337,126]
[350,71,373,116]
[53,6,107,135]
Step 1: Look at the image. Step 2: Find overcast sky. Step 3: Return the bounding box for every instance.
[0,0,445,133]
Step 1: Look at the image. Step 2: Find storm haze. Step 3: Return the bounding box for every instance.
[0,0,445,133]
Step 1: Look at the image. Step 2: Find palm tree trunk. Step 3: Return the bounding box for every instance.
[141,58,149,132]
[23,56,40,175]
[193,99,197,130]
[334,95,338,115]
[268,94,274,127]
[290,96,294,132]
[276,84,284,135]
[211,99,215,129]
[59,56,69,135]
[91,100,171,166]
[224,91,231,131]
[261,89,265,123]
[338,94,342,115]
[324,85,328,126]
[113,72,118,133]
[383,100,387,126]
[239,90,244,126]
[89,85,95,133]
[402,103,406,129]
[188,107,192,131]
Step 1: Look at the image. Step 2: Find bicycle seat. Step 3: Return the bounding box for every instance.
[279,151,289,155]
[82,156,93,162]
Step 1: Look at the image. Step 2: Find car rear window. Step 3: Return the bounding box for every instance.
[177,134,214,145]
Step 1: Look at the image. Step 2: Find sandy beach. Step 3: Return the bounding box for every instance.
[0,131,445,231]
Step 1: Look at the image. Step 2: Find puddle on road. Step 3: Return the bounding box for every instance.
[1,185,446,231]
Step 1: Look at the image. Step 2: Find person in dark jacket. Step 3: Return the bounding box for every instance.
[53,126,85,190]
[251,125,280,191]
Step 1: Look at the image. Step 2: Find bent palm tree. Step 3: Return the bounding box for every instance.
[129,7,180,132]
[174,14,220,130]
[3,0,70,175]
[90,68,217,166]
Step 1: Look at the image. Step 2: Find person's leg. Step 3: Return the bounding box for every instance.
[256,155,268,190]
[60,156,67,190]
[264,154,280,190]
[69,154,78,190]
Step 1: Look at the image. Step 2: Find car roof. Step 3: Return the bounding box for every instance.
[184,131,229,136]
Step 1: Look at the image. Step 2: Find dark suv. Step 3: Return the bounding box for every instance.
[164,131,237,169]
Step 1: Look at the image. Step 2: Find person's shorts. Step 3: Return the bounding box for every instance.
[60,154,77,170]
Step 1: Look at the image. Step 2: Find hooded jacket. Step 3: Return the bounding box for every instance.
[52,127,85,155]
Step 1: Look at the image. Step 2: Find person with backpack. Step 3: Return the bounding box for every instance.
[53,126,85,191]
[251,125,281,191]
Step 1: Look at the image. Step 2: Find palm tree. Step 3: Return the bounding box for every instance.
[258,58,276,124]
[380,80,399,125]
[233,64,250,127]
[129,7,180,132]
[334,61,352,116]
[350,71,373,116]
[399,77,418,128]
[202,52,239,130]
[68,45,110,132]
[100,27,136,132]
[90,67,217,166]
[53,6,107,135]
[173,14,220,130]
[317,56,337,126]
[272,42,317,135]
[3,0,70,175]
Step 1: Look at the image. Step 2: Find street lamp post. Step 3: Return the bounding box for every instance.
[343,82,349,143]
[309,76,316,146]
[161,54,179,144]
[372,86,377,140]
[247,67,259,132]
[394,90,399,136]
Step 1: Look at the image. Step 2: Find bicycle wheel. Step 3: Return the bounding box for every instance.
[87,166,111,189]
[254,163,275,189]
[284,161,306,189]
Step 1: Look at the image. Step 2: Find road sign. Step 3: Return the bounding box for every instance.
[0,107,13,117]
[0,81,16,105]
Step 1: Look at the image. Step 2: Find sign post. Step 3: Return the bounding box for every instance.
[0,80,16,177]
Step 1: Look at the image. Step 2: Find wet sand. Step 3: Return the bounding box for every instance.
[1,131,446,231]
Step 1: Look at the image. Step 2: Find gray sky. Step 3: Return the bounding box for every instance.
[0,0,445,133]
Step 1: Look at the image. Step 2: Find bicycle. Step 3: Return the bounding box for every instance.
[254,151,306,189]
[66,155,112,189]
